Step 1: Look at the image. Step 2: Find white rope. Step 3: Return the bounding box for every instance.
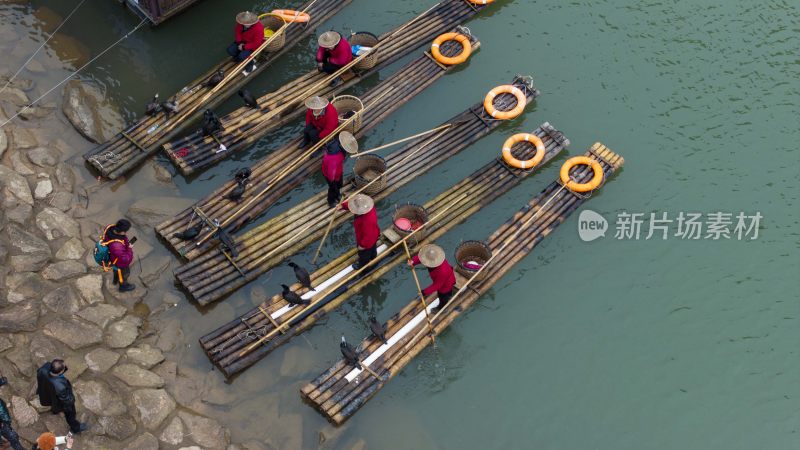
[0,17,148,129]
[0,0,87,96]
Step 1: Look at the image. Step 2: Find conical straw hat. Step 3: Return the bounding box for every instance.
[418,243,445,268]
[236,11,259,26]
[318,31,342,49]
[304,96,329,110]
[348,193,374,215]
[338,131,358,154]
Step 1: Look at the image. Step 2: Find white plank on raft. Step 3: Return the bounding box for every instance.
[345,297,440,383]
[271,244,390,320]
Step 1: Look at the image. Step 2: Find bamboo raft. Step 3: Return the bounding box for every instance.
[163,0,490,175]
[156,32,482,259]
[301,142,625,424]
[199,122,569,377]
[173,76,540,305]
[83,0,352,179]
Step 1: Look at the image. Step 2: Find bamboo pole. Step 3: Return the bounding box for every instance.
[401,240,436,346]
[348,123,455,158]
[237,193,467,358]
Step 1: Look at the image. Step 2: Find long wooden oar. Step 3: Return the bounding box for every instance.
[238,193,467,358]
[401,240,436,346]
[349,123,455,158]
[309,124,456,263]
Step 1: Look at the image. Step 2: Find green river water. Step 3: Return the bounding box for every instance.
[1,0,798,448]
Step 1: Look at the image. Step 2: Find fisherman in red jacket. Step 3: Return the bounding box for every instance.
[407,243,456,311]
[322,131,358,207]
[302,96,339,148]
[227,11,264,75]
[341,194,380,269]
[316,31,353,86]
[103,219,136,292]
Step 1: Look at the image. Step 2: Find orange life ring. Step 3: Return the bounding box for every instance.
[270,9,311,23]
[560,156,604,192]
[483,85,526,120]
[502,133,545,169]
[431,32,472,65]
[466,0,496,4]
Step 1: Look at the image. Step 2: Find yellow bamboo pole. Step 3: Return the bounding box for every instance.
[348,123,454,158]
[401,240,436,346]
[238,193,467,357]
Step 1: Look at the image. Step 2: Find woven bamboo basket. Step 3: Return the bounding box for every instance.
[259,14,287,52]
[454,240,492,281]
[353,154,387,195]
[331,95,363,133]
[349,32,379,70]
[392,203,428,245]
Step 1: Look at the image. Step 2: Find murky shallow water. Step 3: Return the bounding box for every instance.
[2,0,798,448]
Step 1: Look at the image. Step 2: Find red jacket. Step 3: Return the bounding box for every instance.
[412,255,456,296]
[322,150,345,182]
[341,201,380,249]
[305,103,339,140]
[316,36,353,66]
[103,226,134,269]
[234,22,265,51]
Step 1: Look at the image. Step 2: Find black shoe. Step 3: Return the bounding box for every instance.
[330,77,343,87]
[351,262,362,270]
[119,283,136,292]
[328,201,336,208]
[112,274,118,285]
[73,422,89,434]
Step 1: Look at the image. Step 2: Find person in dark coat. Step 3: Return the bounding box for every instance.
[341,194,380,269]
[36,360,88,434]
[0,377,25,450]
[302,96,339,148]
[321,131,358,207]
[102,219,135,292]
[407,243,456,311]
[227,11,264,74]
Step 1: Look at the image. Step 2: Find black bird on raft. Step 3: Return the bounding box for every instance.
[145,94,162,116]
[161,97,179,119]
[205,69,224,87]
[234,167,251,182]
[201,109,223,136]
[225,178,247,202]
[288,261,313,291]
[340,336,362,369]
[368,316,387,344]
[238,89,258,109]
[281,284,310,306]
[172,222,203,241]
[217,228,238,258]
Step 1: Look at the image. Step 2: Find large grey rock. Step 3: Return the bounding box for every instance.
[11,396,38,427]
[6,224,50,271]
[55,237,85,260]
[47,191,75,212]
[29,334,61,366]
[178,411,231,450]
[0,165,33,205]
[42,260,87,280]
[124,433,159,450]
[10,151,35,175]
[0,301,39,332]
[74,379,127,416]
[97,415,137,441]
[112,364,164,388]
[33,178,53,199]
[62,80,123,144]
[42,285,82,314]
[105,316,141,348]
[36,207,80,240]
[9,253,50,272]
[9,126,37,149]
[74,274,104,304]
[44,318,103,350]
[0,88,29,107]
[156,319,184,352]
[127,196,196,227]
[6,345,33,375]
[5,272,52,303]
[5,204,32,226]
[131,388,176,430]
[84,348,120,373]
[126,344,164,369]
[140,254,170,287]
[159,416,184,446]
[0,335,12,353]
[27,147,60,167]
[77,303,126,329]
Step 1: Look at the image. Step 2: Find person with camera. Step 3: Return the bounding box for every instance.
[32,432,74,450]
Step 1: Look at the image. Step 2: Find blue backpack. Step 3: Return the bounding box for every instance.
[93,225,123,271]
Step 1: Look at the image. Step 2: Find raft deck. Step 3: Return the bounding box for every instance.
[162,0,488,176]
[123,0,200,26]
[301,143,625,424]
[156,33,481,259]
[84,0,352,179]
[198,122,569,377]
[173,76,540,305]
